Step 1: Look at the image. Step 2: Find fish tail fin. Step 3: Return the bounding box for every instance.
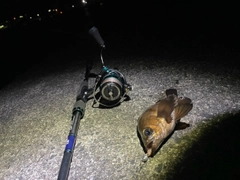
[166,88,178,97]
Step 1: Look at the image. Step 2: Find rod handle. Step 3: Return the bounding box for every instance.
[88,26,105,47]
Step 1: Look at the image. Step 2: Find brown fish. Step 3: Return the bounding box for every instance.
[137,89,193,158]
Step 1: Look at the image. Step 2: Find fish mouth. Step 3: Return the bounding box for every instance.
[146,141,153,156]
[146,139,163,157]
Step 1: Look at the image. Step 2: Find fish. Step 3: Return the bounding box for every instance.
[137,88,193,160]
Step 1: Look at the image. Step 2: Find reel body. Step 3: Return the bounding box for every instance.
[93,66,132,108]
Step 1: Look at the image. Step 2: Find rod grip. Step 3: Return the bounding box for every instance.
[76,80,88,102]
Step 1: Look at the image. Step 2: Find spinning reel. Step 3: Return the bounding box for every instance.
[88,27,132,108]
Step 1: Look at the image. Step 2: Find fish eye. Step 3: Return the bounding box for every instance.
[144,127,153,137]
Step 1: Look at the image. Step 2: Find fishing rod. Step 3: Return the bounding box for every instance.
[57,64,92,180]
[58,2,132,179]
[57,26,132,179]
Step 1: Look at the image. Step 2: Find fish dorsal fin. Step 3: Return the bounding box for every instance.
[173,97,193,121]
[157,94,178,123]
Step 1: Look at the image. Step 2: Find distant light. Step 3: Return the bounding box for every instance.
[37,14,40,17]
[29,17,32,19]
[55,9,58,12]
[82,0,87,4]
[60,11,63,14]
[13,17,16,20]
[19,15,24,19]
[0,25,4,29]
[72,5,74,8]
[48,9,51,12]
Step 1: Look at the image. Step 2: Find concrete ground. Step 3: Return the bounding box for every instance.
[1,3,240,180]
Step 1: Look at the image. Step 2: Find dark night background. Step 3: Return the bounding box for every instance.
[0,0,239,87]
[0,0,239,88]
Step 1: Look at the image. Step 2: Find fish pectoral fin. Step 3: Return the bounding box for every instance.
[165,116,173,124]
[157,95,178,123]
[173,97,193,120]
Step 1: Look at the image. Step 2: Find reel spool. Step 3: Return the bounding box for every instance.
[93,66,132,107]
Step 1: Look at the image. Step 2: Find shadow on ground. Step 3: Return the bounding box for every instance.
[157,112,240,180]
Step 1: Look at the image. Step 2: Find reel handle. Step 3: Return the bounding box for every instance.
[88,26,105,48]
